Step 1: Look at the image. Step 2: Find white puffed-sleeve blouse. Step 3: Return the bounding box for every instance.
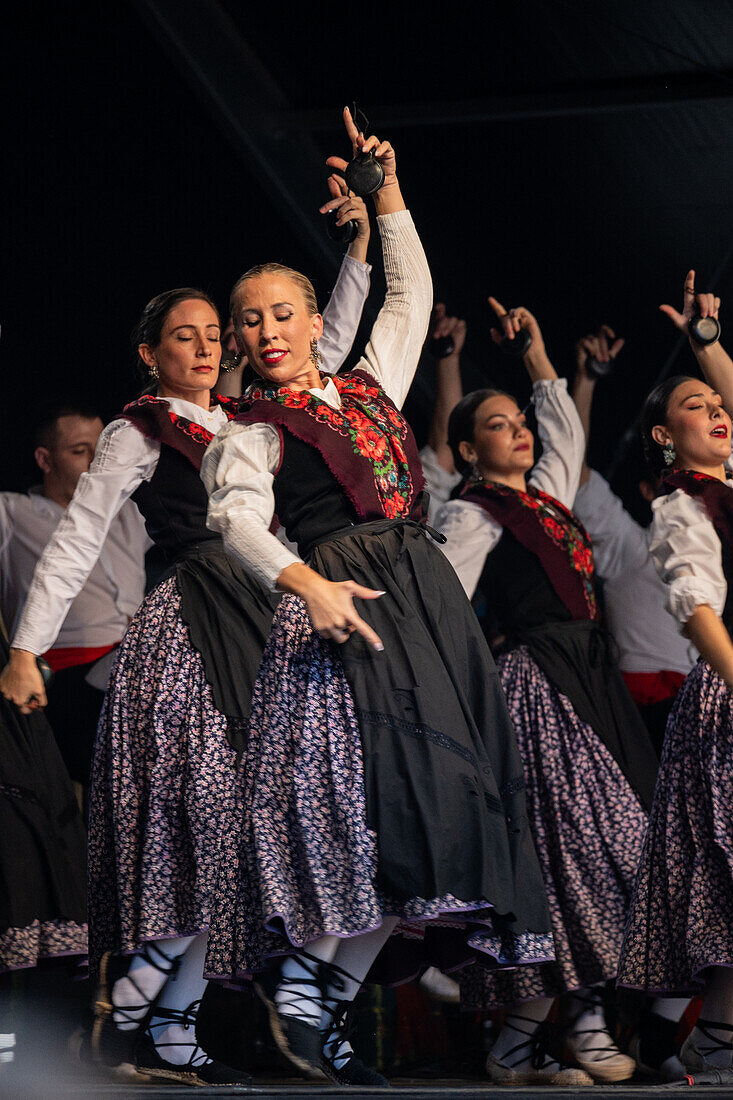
[649,485,729,628]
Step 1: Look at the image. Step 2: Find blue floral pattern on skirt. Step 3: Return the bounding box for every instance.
[461,646,647,1009]
[204,598,555,981]
[88,578,245,969]
[619,658,733,993]
[0,919,88,973]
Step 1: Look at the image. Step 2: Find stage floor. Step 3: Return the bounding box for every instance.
[1,1072,725,1099]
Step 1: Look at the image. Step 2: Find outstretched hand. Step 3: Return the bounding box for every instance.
[305,578,385,651]
[488,297,545,353]
[575,325,625,377]
[326,106,398,193]
[660,269,720,335]
[430,302,467,356]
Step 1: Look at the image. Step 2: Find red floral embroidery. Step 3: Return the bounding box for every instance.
[472,479,598,618]
[122,393,239,450]
[247,372,416,519]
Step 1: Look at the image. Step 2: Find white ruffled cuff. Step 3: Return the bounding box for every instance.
[667,575,721,628]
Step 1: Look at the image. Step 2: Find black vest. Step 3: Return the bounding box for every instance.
[274,434,359,557]
[132,443,220,561]
[475,529,570,643]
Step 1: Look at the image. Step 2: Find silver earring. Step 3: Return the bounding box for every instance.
[220,352,242,373]
[663,441,676,466]
[310,338,323,367]
[149,362,159,380]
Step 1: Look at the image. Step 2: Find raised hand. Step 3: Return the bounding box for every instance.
[319,174,370,245]
[660,269,720,335]
[326,106,402,215]
[575,324,625,378]
[430,302,467,357]
[488,297,545,353]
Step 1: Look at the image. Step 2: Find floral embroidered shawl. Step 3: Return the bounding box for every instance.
[460,478,598,620]
[117,393,240,470]
[235,369,425,522]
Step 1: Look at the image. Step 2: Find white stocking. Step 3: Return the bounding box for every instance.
[111,936,195,1030]
[491,997,556,1069]
[147,933,210,1067]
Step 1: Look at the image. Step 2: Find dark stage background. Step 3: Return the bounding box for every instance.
[3,0,733,518]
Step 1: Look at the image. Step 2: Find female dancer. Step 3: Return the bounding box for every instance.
[437,300,658,1086]
[618,274,733,1077]
[201,111,552,1088]
[0,188,370,1086]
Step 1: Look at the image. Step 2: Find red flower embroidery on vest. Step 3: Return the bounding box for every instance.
[247,373,416,519]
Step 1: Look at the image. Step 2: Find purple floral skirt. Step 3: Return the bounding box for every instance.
[0,920,88,973]
[618,659,733,993]
[88,577,246,971]
[204,589,555,984]
[461,647,648,1010]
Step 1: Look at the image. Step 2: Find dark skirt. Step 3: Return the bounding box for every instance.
[515,620,659,811]
[618,658,733,993]
[88,566,271,972]
[204,523,553,982]
[460,647,648,1009]
[0,634,87,972]
[168,542,278,751]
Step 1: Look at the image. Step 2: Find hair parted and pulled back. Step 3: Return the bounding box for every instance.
[229,263,319,325]
[131,287,220,381]
[640,374,697,475]
[448,387,513,476]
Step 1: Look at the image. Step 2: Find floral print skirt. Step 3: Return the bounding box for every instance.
[461,646,648,1010]
[618,659,733,993]
[204,524,554,983]
[88,577,247,972]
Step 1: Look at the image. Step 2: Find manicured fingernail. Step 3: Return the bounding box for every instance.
[374,590,386,595]
[374,643,384,652]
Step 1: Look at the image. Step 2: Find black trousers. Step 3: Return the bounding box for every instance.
[46,662,105,786]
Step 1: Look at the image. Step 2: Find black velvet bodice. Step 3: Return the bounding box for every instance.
[132,443,220,560]
[475,529,571,642]
[274,433,360,556]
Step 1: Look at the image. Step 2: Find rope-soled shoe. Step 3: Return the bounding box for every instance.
[487,1016,594,1086]
[134,1001,252,1087]
[565,988,635,1083]
[320,1002,389,1087]
[92,944,179,1069]
[681,1018,733,1083]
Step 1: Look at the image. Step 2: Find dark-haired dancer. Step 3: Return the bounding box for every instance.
[202,112,552,1087]
[619,274,733,1077]
[0,215,371,1084]
[436,300,657,1086]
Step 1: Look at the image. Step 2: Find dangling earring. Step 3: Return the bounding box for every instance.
[220,352,242,373]
[149,362,159,381]
[310,338,323,368]
[663,441,676,466]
